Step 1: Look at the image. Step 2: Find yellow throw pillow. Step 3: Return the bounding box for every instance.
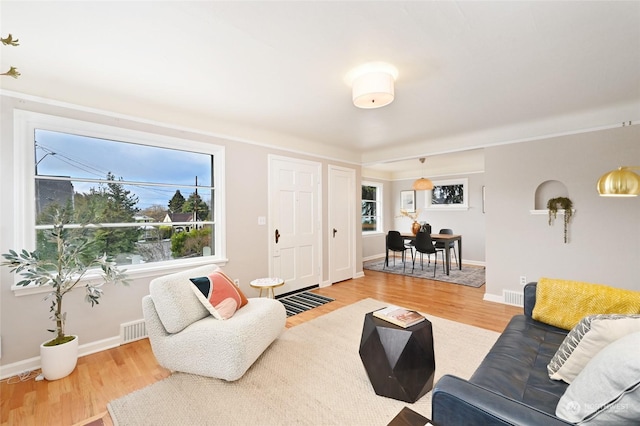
[532,278,640,330]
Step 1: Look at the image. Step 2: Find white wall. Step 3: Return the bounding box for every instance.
[484,125,640,299]
[0,94,362,369]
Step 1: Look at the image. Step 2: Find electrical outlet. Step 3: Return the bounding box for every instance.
[519,276,527,286]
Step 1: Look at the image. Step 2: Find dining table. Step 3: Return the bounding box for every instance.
[394,233,462,276]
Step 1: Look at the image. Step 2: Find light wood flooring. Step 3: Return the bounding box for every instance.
[0,268,521,426]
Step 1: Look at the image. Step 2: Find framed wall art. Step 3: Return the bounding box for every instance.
[427,178,469,209]
[400,190,416,212]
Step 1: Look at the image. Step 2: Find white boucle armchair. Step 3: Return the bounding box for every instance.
[142,264,286,381]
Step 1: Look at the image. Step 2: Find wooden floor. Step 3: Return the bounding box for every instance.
[0,269,521,426]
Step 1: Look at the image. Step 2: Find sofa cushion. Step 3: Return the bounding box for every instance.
[548,314,640,383]
[556,332,640,424]
[190,271,248,319]
[469,315,569,416]
[532,278,640,330]
[149,264,221,333]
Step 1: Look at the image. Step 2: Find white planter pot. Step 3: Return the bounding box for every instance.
[40,335,79,381]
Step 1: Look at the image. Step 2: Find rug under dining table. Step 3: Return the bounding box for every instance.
[363,258,486,287]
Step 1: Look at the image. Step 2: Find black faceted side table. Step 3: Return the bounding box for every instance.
[359,311,435,403]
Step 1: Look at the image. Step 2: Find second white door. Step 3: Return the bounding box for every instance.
[329,165,355,284]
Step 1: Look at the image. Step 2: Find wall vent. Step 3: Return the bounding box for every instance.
[503,290,524,307]
[120,319,147,344]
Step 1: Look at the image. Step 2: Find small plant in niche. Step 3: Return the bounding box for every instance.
[547,197,573,243]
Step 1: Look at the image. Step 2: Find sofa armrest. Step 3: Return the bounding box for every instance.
[432,375,572,426]
[523,282,537,318]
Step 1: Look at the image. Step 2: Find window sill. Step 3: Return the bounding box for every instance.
[362,231,385,238]
[529,209,576,215]
[12,257,229,297]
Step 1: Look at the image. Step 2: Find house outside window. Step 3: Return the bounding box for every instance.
[362,181,382,233]
[13,111,225,287]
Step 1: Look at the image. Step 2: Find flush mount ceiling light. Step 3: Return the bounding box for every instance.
[596,166,640,197]
[346,62,398,109]
[412,158,434,190]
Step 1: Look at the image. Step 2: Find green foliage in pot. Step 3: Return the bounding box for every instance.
[2,209,128,346]
[547,197,573,244]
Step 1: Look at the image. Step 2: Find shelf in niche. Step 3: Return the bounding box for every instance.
[530,209,575,215]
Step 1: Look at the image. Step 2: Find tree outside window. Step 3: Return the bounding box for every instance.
[33,127,217,266]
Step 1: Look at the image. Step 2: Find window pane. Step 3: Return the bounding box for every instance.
[362,185,376,201]
[35,129,212,186]
[33,129,215,266]
[361,200,376,217]
[362,217,377,232]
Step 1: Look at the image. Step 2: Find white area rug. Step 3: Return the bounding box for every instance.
[108,298,498,425]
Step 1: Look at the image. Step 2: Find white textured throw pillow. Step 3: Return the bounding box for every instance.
[547,314,640,383]
[556,331,640,424]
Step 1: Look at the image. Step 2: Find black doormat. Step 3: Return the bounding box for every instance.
[277,291,335,317]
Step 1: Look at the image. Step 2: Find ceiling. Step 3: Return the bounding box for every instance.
[1,1,639,178]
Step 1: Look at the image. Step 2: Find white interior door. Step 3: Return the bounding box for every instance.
[329,165,355,284]
[269,156,321,295]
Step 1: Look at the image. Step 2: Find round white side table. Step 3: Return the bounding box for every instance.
[249,277,285,298]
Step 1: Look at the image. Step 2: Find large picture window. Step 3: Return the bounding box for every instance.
[362,182,382,233]
[14,111,225,286]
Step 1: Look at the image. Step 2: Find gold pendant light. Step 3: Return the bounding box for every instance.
[597,166,640,197]
[412,158,433,190]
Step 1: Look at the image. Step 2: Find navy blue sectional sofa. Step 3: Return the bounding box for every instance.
[432,282,573,425]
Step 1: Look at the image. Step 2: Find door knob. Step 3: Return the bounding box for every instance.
[275,229,280,244]
[333,228,337,238]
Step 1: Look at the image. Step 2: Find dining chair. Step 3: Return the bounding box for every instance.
[412,232,445,276]
[385,230,413,272]
[435,228,459,269]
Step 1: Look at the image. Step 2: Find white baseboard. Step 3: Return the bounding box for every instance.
[363,253,385,262]
[0,335,124,380]
[483,292,510,305]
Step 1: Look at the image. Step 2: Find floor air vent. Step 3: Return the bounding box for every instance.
[120,319,147,344]
[503,290,524,307]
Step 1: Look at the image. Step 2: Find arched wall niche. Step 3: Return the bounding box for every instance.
[534,180,569,210]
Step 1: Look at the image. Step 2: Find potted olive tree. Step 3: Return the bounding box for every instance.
[2,209,128,380]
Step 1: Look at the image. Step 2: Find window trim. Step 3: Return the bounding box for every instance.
[12,110,227,295]
[361,180,383,234]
